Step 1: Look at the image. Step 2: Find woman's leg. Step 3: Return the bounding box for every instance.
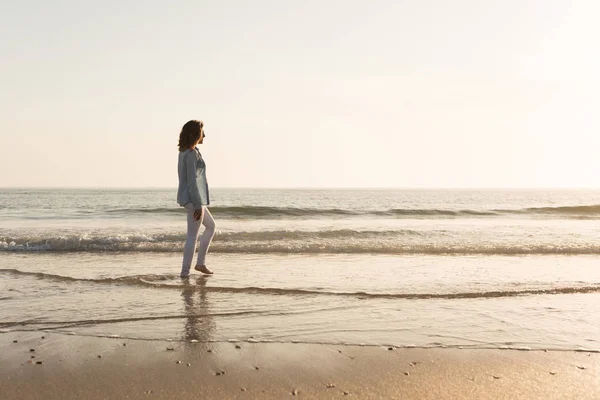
[195,206,216,269]
[181,203,201,277]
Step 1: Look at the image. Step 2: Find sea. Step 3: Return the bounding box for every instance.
[1,188,599,351]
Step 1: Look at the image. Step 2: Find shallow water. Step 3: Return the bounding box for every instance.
[2,253,599,351]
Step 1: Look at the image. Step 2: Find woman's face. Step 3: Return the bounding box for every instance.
[197,127,205,145]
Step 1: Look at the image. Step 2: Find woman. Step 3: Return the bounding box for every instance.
[177,120,216,278]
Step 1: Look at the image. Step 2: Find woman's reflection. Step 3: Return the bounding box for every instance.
[181,276,215,344]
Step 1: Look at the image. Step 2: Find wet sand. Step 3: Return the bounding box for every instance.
[1,331,598,400]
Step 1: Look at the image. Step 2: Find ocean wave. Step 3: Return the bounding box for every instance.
[523,205,600,215]
[106,204,600,219]
[216,229,424,241]
[2,269,600,299]
[5,204,600,220]
[104,206,354,218]
[2,234,600,255]
[0,229,422,251]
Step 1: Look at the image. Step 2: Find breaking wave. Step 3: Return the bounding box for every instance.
[1,230,599,255]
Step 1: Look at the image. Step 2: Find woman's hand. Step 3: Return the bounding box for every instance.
[193,208,204,221]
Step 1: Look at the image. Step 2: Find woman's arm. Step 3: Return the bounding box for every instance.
[185,150,203,211]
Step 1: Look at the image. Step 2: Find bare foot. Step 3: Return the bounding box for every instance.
[194,265,213,275]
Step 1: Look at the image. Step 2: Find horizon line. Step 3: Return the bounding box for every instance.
[1,186,599,191]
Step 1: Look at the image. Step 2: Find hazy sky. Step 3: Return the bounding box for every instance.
[1,0,598,188]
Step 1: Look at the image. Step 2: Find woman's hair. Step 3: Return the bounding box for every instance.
[178,120,203,151]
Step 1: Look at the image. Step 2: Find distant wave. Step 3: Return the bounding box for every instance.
[523,205,600,215]
[5,204,600,220]
[2,269,600,299]
[103,204,600,219]
[106,206,512,218]
[105,206,354,218]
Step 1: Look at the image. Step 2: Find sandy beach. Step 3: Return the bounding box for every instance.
[1,331,598,400]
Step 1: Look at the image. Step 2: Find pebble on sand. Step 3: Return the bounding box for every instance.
[577,366,587,370]
[207,349,213,353]
[404,372,410,376]
[292,389,299,396]
[241,388,247,392]
[97,355,102,359]
[167,347,175,351]
[326,384,336,389]
[30,349,35,352]
[36,361,43,365]
[13,340,18,343]
[254,366,260,370]
[388,347,394,351]
[493,375,501,379]
[343,391,350,396]
[235,345,241,349]
[550,372,558,375]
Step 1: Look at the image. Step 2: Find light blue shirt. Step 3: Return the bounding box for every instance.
[177,148,210,208]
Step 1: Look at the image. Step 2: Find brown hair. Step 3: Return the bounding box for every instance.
[178,120,203,151]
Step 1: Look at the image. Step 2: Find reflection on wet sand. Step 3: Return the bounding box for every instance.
[181,276,216,344]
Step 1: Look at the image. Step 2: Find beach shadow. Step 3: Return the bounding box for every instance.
[181,276,216,345]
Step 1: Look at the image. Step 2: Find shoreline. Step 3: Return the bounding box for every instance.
[2,332,598,400]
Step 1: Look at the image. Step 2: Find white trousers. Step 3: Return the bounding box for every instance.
[181,204,216,275]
